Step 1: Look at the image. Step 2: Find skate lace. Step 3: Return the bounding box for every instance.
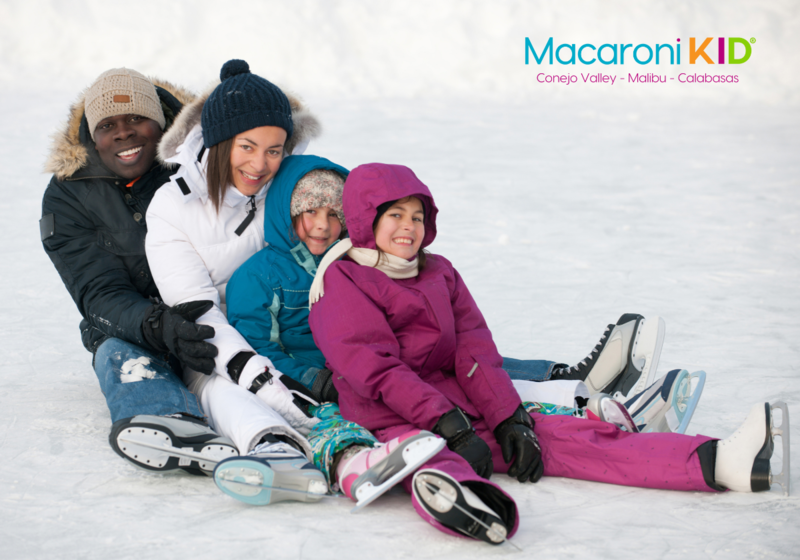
[560,325,611,375]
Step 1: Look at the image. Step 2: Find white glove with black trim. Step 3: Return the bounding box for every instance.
[238,355,320,435]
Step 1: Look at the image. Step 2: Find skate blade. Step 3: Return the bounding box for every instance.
[117,431,237,472]
[672,370,705,434]
[769,401,791,497]
[215,475,334,499]
[215,461,329,505]
[625,316,666,399]
[414,474,522,552]
[351,435,446,513]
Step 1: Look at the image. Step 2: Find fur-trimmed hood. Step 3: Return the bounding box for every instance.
[44,78,196,180]
[157,82,321,165]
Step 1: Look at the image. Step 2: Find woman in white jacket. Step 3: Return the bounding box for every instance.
[146,60,444,506]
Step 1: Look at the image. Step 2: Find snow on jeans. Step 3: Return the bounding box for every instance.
[376,414,716,540]
[93,338,203,423]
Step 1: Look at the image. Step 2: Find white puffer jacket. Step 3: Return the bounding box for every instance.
[146,86,321,384]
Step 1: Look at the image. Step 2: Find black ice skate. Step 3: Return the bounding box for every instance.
[552,313,665,399]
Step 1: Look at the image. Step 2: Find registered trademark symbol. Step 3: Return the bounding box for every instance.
[750,37,756,43]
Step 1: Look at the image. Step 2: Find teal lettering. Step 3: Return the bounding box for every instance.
[655,44,675,64]
[526,37,553,64]
[578,44,596,64]
[619,44,633,64]
[633,44,654,64]
[597,44,618,65]
[556,43,576,64]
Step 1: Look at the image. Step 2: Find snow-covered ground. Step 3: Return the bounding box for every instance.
[1,2,798,559]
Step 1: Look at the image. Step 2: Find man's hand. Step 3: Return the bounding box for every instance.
[144,301,218,374]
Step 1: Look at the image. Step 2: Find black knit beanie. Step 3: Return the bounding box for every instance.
[201,59,294,148]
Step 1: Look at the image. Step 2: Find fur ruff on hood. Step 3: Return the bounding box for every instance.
[44,78,196,180]
[157,82,321,166]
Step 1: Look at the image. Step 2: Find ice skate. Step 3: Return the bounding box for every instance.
[110,415,238,476]
[213,436,328,505]
[584,393,638,432]
[413,469,512,546]
[343,430,445,512]
[624,369,706,434]
[553,314,665,399]
[715,402,791,495]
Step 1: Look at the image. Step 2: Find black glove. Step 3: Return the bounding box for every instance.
[310,368,339,403]
[433,407,493,478]
[494,405,543,483]
[144,301,218,374]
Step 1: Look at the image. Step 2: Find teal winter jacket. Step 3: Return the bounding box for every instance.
[226,155,349,390]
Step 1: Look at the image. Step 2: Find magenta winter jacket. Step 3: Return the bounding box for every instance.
[309,163,521,434]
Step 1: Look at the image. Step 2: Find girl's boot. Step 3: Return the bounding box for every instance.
[715,401,790,494]
[584,393,638,432]
[412,469,514,546]
[338,430,445,510]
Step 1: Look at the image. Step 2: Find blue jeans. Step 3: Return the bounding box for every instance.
[93,338,204,423]
[501,357,566,382]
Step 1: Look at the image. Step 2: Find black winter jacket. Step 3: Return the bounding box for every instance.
[41,81,195,354]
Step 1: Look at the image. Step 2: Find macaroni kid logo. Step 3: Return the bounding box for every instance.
[525,37,755,85]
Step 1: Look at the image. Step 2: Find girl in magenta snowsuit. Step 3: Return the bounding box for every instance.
[308,163,786,545]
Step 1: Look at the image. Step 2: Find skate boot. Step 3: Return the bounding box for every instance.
[715,402,791,495]
[624,369,706,434]
[341,430,445,512]
[110,415,238,476]
[213,435,328,505]
[553,314,665,399]
[413,469,514,546]
[584,393,638,432]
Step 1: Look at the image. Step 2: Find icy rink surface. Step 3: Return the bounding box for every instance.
[0,88,797,559]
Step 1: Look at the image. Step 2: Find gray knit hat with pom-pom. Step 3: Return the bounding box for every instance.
[201,59,293,148]
[291,169,346,229]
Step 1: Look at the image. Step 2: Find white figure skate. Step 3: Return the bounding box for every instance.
[715,401,790,496]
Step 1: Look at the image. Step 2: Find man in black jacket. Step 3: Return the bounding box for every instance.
[40,68,237,475]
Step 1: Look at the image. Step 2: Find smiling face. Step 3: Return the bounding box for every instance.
[293,206,343,255]
[373,196,425,260]
[93,114,163,179]
[229,126,288,196]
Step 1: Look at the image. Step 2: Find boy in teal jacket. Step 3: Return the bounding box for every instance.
[227,154,348,401]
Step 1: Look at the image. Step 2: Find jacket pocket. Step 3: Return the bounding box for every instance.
[97,229,146,256]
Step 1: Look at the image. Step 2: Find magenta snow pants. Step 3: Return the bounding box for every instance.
[530,413,716,491]
[377,414,716,540]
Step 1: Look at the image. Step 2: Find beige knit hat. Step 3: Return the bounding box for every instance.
[291,169,346,229]
[84,68,166,140]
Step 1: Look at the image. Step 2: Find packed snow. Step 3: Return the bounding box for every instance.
[0,1,797,558]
